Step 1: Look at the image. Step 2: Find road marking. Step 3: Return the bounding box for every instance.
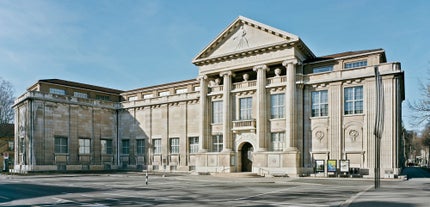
[80,203,109,207]
[340,185,373,207]
[251,200,329,207]
[53,197,75,204]
[103,192,138,198]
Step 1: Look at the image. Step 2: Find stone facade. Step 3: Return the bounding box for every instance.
[13,16,405,177]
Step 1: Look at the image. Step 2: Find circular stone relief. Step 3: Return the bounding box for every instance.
[349,130,359,141]
[315,131,324,142]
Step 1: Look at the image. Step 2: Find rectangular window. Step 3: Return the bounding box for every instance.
[122,140,130,154]
[137,139,145,155]
[170,138,179,154]
[73,91,88,99]
[96,95,110,101]
[153,139,162,154]
[79,138,91,154]
[270,132,285,151]
[101,139,112,154]
[143,94,154,99]
[49,88,66,95]
[189,137,199,153]
[159,91,170,96]
[8,141,14,151]
[313,65,333,73]
[212,101,223,123]
[271,94,285,119]
[239,97,252,120]
[128,96,138,101]
[212,135,223,152]
[176,88,188,94]
[311,90,328,117]
[55,136,68,153]
[344,60,367,69]
[344,86,364,115]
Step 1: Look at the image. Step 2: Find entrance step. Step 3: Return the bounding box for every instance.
[211,172,262,178]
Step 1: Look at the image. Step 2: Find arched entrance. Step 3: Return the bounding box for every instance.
[241,142,254,172]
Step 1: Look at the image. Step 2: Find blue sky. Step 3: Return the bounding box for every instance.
[0,0,428,131]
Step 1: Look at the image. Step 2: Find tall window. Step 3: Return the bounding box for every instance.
[170,138,179,154]
[212,101,223,123]
[212,135,223,152]
[270,132,285,151]
[311,90,328,117]
[79,138,91,154]
[271,94,285,119]
[189,137,199,153]
[344,60,367,69]
[55,136,68,153]
[239,97,252,120]
[49,88,66,95]
[19,138,24,153]
[344,86,363,115]
[153,139,162,154]
[122,140,130,154]
[137,139,145,155]
[101,139,112,154]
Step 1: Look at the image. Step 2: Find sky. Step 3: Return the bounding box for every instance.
[0,0,429,131]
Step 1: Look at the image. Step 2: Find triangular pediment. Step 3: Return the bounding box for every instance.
[193,16,301,64]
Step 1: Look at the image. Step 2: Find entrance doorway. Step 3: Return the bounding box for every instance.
[241,142,254,172]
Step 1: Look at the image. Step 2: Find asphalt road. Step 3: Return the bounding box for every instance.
[0,167,428,207]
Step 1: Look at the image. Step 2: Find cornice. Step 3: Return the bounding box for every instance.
[193,40,297,66]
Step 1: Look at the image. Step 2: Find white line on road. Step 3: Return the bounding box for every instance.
[103,192,139,198]
[0,195,9,200]
[340,185,373,207]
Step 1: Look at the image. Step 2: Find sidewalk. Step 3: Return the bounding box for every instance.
[347,167,430,207]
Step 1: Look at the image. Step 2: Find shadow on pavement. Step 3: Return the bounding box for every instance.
[350,201,414,207]
[401,167,430,179]
[0,183,98,203]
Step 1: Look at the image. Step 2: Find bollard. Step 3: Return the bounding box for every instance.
[145,171,148,185]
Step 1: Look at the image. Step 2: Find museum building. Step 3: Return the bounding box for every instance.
[13,16,405,177]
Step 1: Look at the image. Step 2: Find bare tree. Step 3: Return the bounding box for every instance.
[0,77,15,124]
[408,64,430,125]
[408,80,430,124]
[421,124,430,167]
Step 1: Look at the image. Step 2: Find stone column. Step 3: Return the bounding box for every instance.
[197,75,208,152]
[283,59,299,151]
[220,71,233,152]
[253,65,269,151]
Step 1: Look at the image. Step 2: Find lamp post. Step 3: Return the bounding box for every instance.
[374,66,384,189]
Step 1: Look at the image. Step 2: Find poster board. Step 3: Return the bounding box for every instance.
[340,160,350,173]
[315,160,325,173]
[327,160,337,172]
